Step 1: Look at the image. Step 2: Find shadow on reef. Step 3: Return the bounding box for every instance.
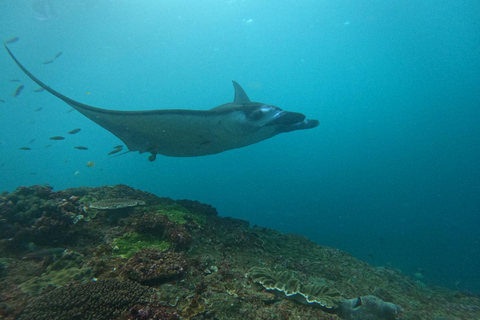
[0,185,479,319]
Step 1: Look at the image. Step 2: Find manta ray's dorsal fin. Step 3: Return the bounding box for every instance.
[232,81,250,103]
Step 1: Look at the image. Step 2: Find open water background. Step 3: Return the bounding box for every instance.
[0,0,479,293]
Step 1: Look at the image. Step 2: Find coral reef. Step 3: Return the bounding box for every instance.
[121,248,187,284]
[89,198,146,210]
[112,232,171,259]
[0,184,479,320]
[18,279,155,320]
[248,266,342,310]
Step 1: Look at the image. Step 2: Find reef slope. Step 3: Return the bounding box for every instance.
[0,185,479,319]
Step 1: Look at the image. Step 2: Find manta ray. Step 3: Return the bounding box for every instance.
[5,46,319,160]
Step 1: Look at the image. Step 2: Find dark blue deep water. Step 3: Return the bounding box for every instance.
[1,0,479,293]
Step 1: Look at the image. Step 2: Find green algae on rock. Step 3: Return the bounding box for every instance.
[112,232,171,259]
[155,203,207,226]
[19,251,93,295]
[89,198,145,210]
[248,266,342,310]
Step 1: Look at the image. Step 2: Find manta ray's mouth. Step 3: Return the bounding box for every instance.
[266,111,306,126]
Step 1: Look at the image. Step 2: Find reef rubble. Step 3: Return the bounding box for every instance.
[0,184,479,319]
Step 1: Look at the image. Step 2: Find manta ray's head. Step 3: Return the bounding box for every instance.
[242,104,319,133]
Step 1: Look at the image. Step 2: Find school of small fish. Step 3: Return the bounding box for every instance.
[4,38,125,167]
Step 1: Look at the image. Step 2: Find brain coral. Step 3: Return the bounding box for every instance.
[18,279,155,320]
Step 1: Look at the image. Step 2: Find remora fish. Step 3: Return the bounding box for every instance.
[74,146,88,150]
[5,46,319,159]
[54,51,63,59]
[49,136,65,140]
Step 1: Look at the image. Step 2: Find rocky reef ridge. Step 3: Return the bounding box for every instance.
[0,185,479,319]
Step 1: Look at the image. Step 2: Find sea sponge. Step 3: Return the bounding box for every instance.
[337,295,402,320]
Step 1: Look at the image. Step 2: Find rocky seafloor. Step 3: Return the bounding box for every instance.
[0,185,479,320]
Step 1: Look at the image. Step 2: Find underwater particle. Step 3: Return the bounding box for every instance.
[42,59,54,65]
[68,128,81,134]
[86,91,91,95]
[43,144,52,148]
[34,87,45,92]
[13,84,24,97]
[74,146,88,150]
[4,36,19,44]
[0,99,4,103]
[85,161,95,167]
[89,198,145,210]
[74,171,80,176]
[34,107,43,111]
[108,148,123,155]
[19,147,32,150]
[49,136,65,140]
[66,108,75,113]
[54,51,63,59]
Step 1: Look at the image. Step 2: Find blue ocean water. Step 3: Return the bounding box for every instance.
[0,0,479,293]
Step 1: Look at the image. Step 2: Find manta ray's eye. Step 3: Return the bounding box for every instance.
[248,109,264,120]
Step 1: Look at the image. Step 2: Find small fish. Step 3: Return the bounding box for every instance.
[86,161,95,167]
[19,147,31,150]
[34,87,45,92]
[43,144,52,149]
[49,136,65,140]
[13,85,24,97]
[29,172,37,176]
[113,145,123,149]
[108,148,123,155]
[4,36,19,44]
[42,59,54,65]
[68,128,81,134]
[0,99,4,103]
[29,139,36,144]
[74,146,88,150]
[23,248,65,260]
[34,107,43,112]
[54,51,63,59]
[9,79,21,82]
[66,108,75,113]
